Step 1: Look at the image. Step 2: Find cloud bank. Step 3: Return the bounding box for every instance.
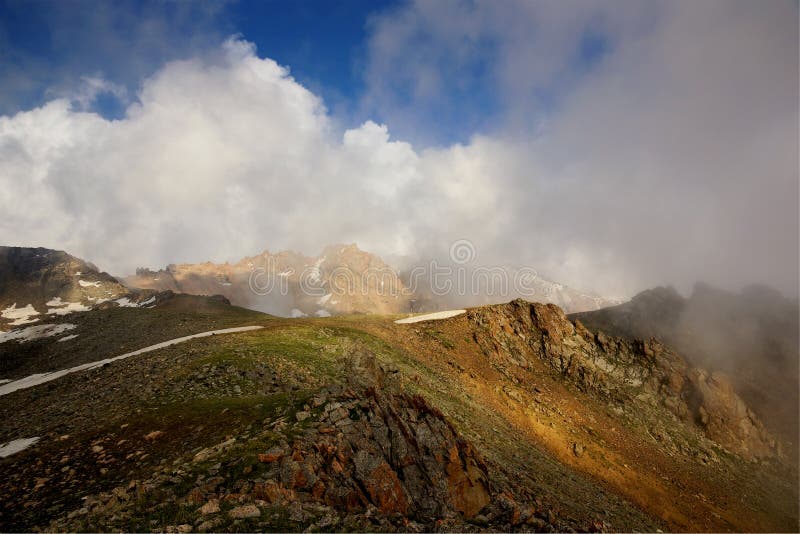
[0,1,797,299]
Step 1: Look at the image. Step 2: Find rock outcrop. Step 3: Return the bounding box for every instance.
[238,350,492,522]
[468,299,777,459]
[572,284,799,453]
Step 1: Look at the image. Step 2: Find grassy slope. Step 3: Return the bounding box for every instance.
[0,310,796,531]
[0,294,267,379]
[331,313,798,532]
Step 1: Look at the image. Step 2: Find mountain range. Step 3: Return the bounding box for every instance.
[0,246,796,532]
[122,243,620,317]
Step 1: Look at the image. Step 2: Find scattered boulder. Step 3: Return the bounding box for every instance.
[228,504,260,519]
[198,499,219,515]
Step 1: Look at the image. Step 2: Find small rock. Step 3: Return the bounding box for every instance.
[144,430,164,441]
[472,514,489,526]
[229,504,260,519]
[199,499,220,515]
[295,411,311,422]
[572,442,585,457]
[197,520,219,532]
[258,446,284,463]
[177,524,193,533]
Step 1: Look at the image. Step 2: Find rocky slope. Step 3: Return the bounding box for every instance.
[124,244,415,318]
[0,291,264,380]
[468,300,777,459]
[0,297,796,532]
[571,284,800,453]
[0,247,155,331]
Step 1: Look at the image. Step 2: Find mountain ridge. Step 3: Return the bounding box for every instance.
[571,283,800,455]
[0,246,796,531]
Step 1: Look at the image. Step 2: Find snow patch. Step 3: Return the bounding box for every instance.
[0,437,40,458]
[48,301,91,315]
[395,310,467,324]
[2,303,40,325]
[0,379,10,385]
[308,256,326,284]
[10,317,39,326]
[58,334,79,342]
[79,280,101,288]
[114,296,156,308]
[0,326,264,397]
[0,323,76,344]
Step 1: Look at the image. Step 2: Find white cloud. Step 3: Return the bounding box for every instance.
[362,0,799,296]
[0,0,797,301]
[0,39,437,277]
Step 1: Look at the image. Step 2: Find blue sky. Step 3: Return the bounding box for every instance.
[0,0,611,145]
[0,1,388,116]
[0,1,408,129]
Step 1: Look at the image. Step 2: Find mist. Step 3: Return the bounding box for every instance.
[0,0,796,301]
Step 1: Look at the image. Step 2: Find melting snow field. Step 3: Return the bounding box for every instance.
[0,437,41,458]
[114,296,156,308]
[0,326,264,397]
[48,301,91,315]
[394,310,467,324]
[78,280,101,287]
[1,303,41,325]
[0,323,76,343]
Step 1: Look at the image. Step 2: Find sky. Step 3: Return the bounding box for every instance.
[0,0,797,299]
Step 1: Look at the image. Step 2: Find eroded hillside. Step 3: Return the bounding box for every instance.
[0,299,796,532]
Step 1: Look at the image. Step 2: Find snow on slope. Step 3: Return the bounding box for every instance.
[395,310,467,324]
[0,437,41,458]
[0,323,76,343]
[1,303,40,326]
[0,326,264,397]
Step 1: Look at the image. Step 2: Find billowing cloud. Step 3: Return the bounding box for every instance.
[0,0,797,300]
[363,0,799,296]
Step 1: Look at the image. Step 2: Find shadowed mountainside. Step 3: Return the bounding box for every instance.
[571,284,800,455]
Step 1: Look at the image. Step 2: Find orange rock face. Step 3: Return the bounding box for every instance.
[468,299,778,459]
